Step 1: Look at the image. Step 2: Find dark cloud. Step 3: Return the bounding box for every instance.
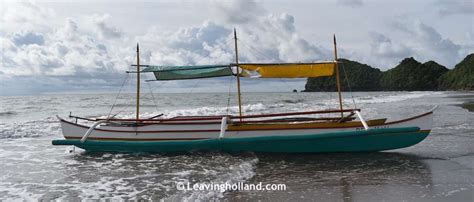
[166,21,231,52]
[93,14,123,39]
[12,31,45,46]
[278,13,295,33]
[369,20,468,68]
[399,21,461,67]
[337,0,364,7]
[1,17,126,80]
[436,0,474,17]
[139,12,328,68]
[195,22,230,46]
[369,32,413,61]
[212,0,265,24]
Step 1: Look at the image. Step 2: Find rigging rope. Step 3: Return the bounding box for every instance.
[340,61,357,109]
[237,38,277,62]
[187,78,202,94]
[107,73,130,119]
[146,78,160,113]
[226,75,234,115]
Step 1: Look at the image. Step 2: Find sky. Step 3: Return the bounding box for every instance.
[0,0,473,95]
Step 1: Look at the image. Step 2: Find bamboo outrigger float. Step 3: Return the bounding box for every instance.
[52,31,435,153]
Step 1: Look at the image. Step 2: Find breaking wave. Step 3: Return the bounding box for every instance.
[0,151,259,200]
[354,91,442,104]
[0,117,60,139]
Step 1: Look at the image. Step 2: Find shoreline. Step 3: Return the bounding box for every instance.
[461,102,474,112]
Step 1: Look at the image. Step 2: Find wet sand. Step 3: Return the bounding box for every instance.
[449,92,474,112]
[228,153,474,201]
[227,92,474,201]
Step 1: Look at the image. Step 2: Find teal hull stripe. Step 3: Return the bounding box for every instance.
[52,127,429,153]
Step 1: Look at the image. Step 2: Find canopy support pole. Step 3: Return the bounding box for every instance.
[81,120,108,143]
[355,111,369,130]
[333,35,344,118]
[219,116,228,139]
[136,43,140,121]
[234,28,243,121]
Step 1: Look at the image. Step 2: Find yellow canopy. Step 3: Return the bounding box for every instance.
[238,62,336,78]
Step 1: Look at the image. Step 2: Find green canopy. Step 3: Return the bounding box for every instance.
[141,65,234,80]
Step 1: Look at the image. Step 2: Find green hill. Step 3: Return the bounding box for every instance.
[304,55,474,91]
[380,57,449,91]
[439,54,474,90]
[304,59,382,92]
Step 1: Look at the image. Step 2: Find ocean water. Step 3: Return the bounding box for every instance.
[0,91,473,201]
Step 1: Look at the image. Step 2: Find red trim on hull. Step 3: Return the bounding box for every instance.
[93,108,360,122]
[59,110,431,134]
[65,136,209,141]
[385,111,433,125]
[95,117,354,127]
[61,119,220,133]
[60,118,374,133]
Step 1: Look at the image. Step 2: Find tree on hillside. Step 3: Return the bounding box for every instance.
[439,54,474,90]
[305,59,382,92]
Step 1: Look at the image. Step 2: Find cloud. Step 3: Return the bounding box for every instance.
[235,13,327,63]
[6,0,470,95]
[91,14,123,39]
[337,0,364,7]
[139,11,328,66]
[368,20,471,68]
[137,21,233,66]
[211,0,265,24]
[0,0,333,95]
[369,32,413,59]
[413,21,461,51]
[0,1,55,33]
[1,17,123,78]
[396,20,462,67]
[436,0,474,17]
[12,31,45,46]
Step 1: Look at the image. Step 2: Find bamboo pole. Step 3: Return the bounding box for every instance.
[234,28,243,121]
[136,43,140,121]
[333,35,344,118]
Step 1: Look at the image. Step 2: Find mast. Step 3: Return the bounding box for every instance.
[333,35,344,118]
[234,28,243,121]
[136,43,140,121]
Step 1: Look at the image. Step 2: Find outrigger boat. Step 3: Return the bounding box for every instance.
[52,30,435,153]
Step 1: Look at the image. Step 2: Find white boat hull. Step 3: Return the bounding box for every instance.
[58,111,433,141]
